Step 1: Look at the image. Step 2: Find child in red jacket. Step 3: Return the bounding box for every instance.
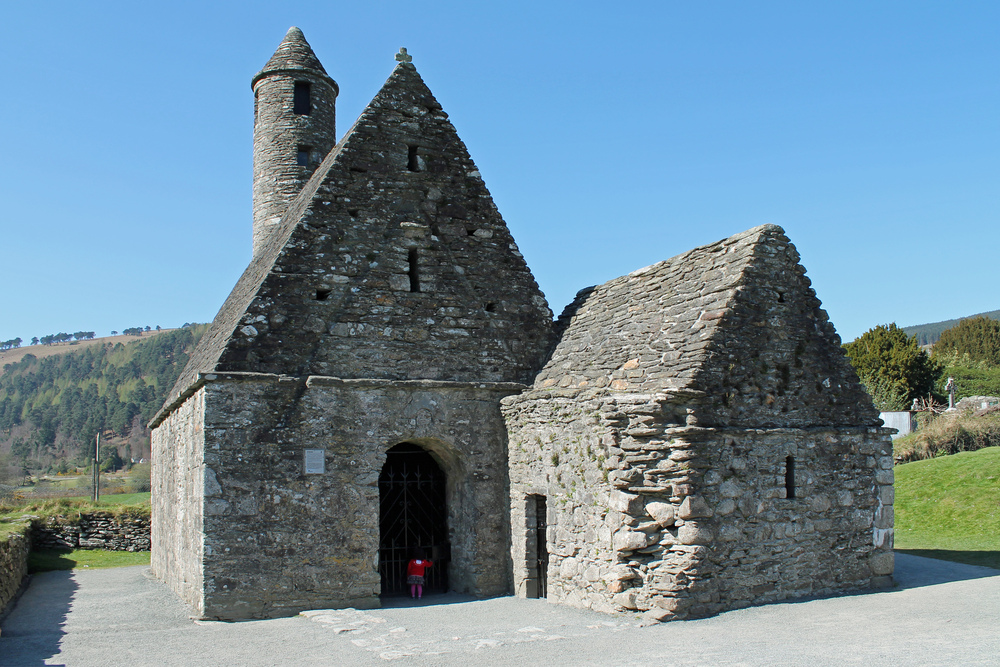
[406,550,433,599]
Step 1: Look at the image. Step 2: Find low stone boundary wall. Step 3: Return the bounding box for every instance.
[31,513,150,552]
[1,527,31,622]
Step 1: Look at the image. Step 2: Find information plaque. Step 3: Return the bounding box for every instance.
[304,449,325,475]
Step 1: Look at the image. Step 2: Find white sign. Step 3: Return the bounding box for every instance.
[304,449,325,474]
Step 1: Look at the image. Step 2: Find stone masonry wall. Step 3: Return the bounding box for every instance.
[0,527,30,623]
[186,372,518,620]
[504,388,894,622]
[31,513,150,552]
[152,386,207,615]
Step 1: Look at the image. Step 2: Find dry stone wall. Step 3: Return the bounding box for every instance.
[0,528,30,623]
[31,513,149,551]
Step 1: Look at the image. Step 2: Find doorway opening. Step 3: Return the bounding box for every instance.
[378,442,450,596]
[528,494,548,598]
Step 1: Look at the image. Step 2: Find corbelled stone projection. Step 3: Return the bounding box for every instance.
[151,28,893,622]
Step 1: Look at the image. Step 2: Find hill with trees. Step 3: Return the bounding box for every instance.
[0,325,206,475]
[901,309,1000,346]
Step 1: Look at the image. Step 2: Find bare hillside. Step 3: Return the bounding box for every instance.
[0,330,176,374]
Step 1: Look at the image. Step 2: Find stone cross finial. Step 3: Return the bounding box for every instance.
[395,47,412,63]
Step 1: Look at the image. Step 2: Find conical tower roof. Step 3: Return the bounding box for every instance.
[252,27,336,89]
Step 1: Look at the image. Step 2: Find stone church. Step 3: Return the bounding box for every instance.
[150,28,895,622]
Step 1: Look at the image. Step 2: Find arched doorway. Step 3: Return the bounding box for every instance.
[378,442,450,596]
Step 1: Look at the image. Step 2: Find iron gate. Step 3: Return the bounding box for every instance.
[378,443,450,596]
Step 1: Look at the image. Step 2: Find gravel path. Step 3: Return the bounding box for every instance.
[2,553,997,666]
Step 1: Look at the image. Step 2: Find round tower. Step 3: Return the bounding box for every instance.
[251,27,338,256]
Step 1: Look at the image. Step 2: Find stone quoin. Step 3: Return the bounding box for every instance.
[150,27,894,622]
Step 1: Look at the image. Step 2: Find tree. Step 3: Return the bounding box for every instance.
[933,316,1000,367]
[110,331,118,336]
[31,337,39,345]
[843,323,942,409]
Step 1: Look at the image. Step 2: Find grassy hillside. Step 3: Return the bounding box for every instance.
[901,309,1000,346]
[894,446,1000,569]
[0,325,207,473]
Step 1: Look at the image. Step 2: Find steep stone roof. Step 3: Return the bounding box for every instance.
[156,60,553,424]
[534,225,877,428]
[252,27,335,88]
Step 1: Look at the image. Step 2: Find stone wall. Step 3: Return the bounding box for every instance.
[504,388,894,621]
[31,513,150,552]
[0,527,30,623]
[160,60,554,411]
[151,385,206,615]
[155,372,520,620]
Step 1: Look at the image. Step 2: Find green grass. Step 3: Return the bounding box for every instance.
[895,446,1000,569]
[0,492,149,514]
[28,548,150,573]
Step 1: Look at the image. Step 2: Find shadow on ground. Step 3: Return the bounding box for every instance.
[895,548,999,571]
[0,570,77,666]
[379,591,478,609]
[893,550,1000,590]
[28,549,78,573]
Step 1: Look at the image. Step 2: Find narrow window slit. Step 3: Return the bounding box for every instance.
[297,146,311,166]
[784,456,796,499]
[348,209,359,218]
[407,145,421,172]
[484,302,496,312]
[408,249,420,292]
[293,81,312,115]
[315,289,331,301]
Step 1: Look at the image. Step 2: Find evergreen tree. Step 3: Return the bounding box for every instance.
[933,316,1000,367]
[843,323,942,408]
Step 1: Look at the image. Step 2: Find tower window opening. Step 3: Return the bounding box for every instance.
[484,302,496,312]
[293,81,312,115]
[407,145,421,172]
[408,249,420,292]
[784,456,796,499]
[315,289,331,301]
[297,146,311,166]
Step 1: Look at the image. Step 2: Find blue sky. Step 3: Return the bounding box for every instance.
[1,1,998,345]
